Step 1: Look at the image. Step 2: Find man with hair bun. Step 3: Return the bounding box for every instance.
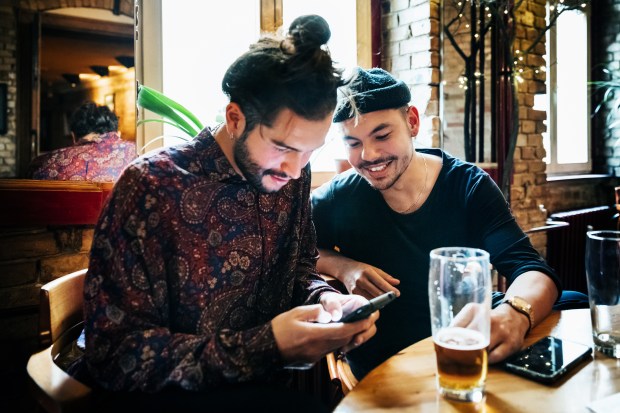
[82,16,377,412]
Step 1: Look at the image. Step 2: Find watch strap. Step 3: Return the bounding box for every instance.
[500,297,533,336]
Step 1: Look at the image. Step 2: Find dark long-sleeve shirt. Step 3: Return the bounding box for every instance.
[84,128,336,392]
[311,148,561,378]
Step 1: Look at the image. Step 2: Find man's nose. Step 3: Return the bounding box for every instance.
[280,152,307,180]
[361,143,379,161]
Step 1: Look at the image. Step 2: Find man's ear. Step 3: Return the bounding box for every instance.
[407,106,420,137]
[225,102,246,139]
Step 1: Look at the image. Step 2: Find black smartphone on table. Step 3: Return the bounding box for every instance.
[340,291,397,323]
[502,336,592,384]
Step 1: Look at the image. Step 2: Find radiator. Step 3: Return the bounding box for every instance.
[547,206,616,294]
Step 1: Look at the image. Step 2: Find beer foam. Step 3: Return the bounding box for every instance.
[435,327,489,350]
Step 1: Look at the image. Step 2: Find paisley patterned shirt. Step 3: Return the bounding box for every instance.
[27,131,136,182]
[84,128,336,392]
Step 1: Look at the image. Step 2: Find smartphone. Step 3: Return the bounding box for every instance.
[503,336,592,384]
[340,291,397,323]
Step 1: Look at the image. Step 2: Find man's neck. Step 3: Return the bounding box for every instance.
[213,125,244,177]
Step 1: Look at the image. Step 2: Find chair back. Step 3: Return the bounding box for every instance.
[39,269,87,348]
[27,269,92,413]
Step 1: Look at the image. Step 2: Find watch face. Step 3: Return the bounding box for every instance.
[508,296,534,325]
[511,297,530,310]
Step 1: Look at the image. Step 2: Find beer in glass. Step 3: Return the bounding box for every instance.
[429,247,491,402]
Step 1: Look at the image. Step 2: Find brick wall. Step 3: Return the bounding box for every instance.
[509,0,550,253]
[0,5,17,177]
[381,0,441,148]
[381,0,619,256]
[592,0,620,176]
[0,226,92,342]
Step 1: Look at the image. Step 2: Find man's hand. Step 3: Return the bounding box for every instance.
[271,301,379,364]
[317,249,400,300]
[319,291,368,321]
[342,262,401,300]
[488,303,530,364]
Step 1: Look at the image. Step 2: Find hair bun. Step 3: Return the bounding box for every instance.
[288,15,331,50]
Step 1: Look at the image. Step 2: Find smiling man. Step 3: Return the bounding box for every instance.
[82,16,378,413]
[311,67,562,380]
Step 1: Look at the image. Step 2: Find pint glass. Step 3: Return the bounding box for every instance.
[428,247,491,402]
[585,230,620,358]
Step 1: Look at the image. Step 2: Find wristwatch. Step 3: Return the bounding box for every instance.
[500,296,534,336]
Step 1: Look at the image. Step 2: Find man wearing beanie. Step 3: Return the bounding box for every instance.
[311,67,563,380]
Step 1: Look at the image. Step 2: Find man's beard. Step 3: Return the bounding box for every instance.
[233,131,290,193]
[357,155,409,191]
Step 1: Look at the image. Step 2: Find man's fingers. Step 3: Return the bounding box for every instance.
[295,304,332,323]
[343,311,379,352]
[376,269,401,285]
[367,272,401,297]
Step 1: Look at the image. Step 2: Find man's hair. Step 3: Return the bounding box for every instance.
[222,15,343,133]
[333,67,411,123]
[70,101,119,138]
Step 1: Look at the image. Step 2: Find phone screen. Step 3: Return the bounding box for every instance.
[503,336,592,384]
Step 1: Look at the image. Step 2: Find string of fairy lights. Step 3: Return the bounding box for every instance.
[444,0,590,90]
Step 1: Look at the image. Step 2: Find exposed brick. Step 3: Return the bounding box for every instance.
[521,146,536,160]
[528,108,546,121]
[39,253,90,283]
[521,120,536,134]
[0,260,37,288]
[0,231,58,261]
[0,283,40,310]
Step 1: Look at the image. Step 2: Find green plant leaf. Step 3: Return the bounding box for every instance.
[137,85,204,137]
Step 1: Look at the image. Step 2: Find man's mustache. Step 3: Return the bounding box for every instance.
[357,156,397,169]
[264,169,290,179]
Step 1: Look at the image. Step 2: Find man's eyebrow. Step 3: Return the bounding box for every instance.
[271,138,300,152]
[343,123,391,141]
[370,123,391,134]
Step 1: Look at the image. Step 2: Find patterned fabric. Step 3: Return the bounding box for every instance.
[27,132,136,182]
[84,128,336,392]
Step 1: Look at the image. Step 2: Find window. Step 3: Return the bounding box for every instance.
[540,6,591,175]
[137,0,370,172]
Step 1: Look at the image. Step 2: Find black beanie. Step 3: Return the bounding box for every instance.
[333,67,411,123]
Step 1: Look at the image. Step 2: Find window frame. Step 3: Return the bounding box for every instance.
[545,5,592,176]
[136,0,374,160]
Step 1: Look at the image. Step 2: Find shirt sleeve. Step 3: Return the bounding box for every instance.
[310,180,338,250]
[467,173,562,293]
[292,169,340,306]
[84,165,283,392]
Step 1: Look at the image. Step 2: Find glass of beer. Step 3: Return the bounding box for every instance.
[428,247,491,402]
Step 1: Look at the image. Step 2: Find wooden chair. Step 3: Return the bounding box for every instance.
[326,351,358,398]
[319,274,360,402]
[26,269,92,413]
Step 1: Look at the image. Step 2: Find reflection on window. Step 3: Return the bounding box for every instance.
[541,7,590,174]
[160,0,358,171]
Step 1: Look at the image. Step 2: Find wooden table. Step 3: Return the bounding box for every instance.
[335,309,620,413]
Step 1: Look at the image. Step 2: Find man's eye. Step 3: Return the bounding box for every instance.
[376,134,389,141]
[346,141,360,148]
[274,146,288,152]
